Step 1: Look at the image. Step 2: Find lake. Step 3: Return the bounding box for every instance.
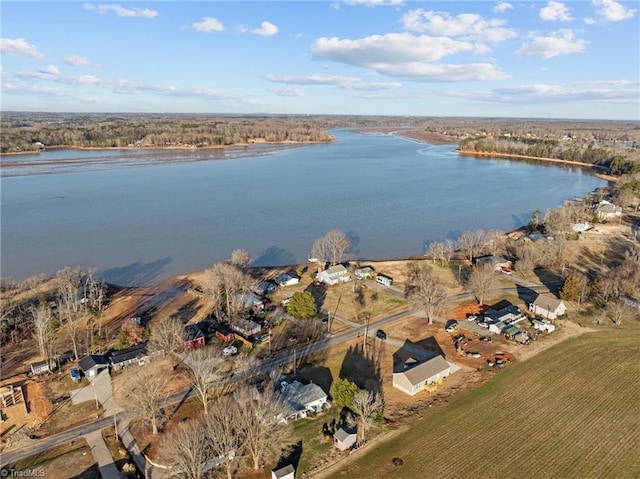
[0,129,606,286]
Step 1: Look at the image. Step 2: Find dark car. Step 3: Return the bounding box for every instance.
[376,329,387,340]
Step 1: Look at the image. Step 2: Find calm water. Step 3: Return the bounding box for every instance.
[0,129,606,286]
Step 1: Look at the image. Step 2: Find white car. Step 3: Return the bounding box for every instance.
[467,314,478,322]
[477,321,489,328]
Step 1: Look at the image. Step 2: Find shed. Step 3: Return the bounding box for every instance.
[502,325,520,339]
[531,319,556,333]
[334,426,357,451]
[215,326,235,342]
[30,360,54,375]
[179,324,205,350]
[78,355,109,378]
[272,464,295,479]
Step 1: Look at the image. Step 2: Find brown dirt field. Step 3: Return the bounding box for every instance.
[10,438,99,479]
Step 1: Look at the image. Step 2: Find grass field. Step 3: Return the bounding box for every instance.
[324,324,640,479]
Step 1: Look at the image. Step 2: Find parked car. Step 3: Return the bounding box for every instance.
[477,321,489,329]
[254,333,270,343]
[223,345,238,357]
[445,320,458,333]
[466,314,478,321]
[375,329,387,340]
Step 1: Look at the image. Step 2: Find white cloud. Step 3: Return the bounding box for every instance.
[39,65,60,76]
[264,73,402,90]
[515,30,586,58]
[574,79,639,86]
[192,17,225,32]
[251,21,278,37]
[583,17,596,24]
[401,10,516,43]
[270,87,306,97]
[83,3,158,18]
[64,55,93,66]
[312,33,477,64]
[540,1,573,21]
[593,0,636,21]
[372,62,508,82]
[0,38,45,59]
[493,2,513,13]
[486,84,639,104]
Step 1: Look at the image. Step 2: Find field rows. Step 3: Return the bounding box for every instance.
[326,327,640,479]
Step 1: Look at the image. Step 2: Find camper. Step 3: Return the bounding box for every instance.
[376,274,393,286]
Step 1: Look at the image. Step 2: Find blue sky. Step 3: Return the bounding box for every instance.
[1,0,638,119]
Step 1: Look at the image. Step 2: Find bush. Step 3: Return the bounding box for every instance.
[287,291,317,319]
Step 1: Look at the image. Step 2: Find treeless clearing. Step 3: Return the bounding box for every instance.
[321,323,640,479]
[8,438,100,479]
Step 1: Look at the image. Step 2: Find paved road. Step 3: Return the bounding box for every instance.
[84,429,125,479]
[1,274,561,469]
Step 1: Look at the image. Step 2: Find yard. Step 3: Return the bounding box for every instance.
[7,439,100,479]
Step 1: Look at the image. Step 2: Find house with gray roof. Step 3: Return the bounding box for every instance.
[272,464,295,479]
[318,264,351,285]
[393,354,451,396]
[78,354,109,378]
[529,293,566,320]
[595,201,622,221]
[279,380,328,422]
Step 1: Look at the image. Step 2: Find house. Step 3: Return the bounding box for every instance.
[354,266,375,280]
[279,380,328,422]
[529,294,567,320]
[30,359,55,375]
[272,464,295,479]
[595,200,622,221]
[318,264,351,285]
[231,318,261,337]
[334,426,357,451]
[531,318,556,333]
[485,304,524,325]
[488,321,506,335]
[236,293,264,310]
[474,255,512,271]
[215,326,235,342]
[178,324,205,350]
[376,273,393,286]
[392,354,451,396]
[108,343,148,371]
[254,280,277,296]
[78,354,109,378]
[274,271,300,287]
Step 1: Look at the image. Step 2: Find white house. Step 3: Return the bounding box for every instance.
[279,380,328,422]
[318,264,351,285]
[571,222,592,233]
[78,355,109,378]
[531,319,556,333]
[354,266,375,280]
[392,355,451,396]
[488,321,506,335]
[275,271,300,287]
[529,294,567,320]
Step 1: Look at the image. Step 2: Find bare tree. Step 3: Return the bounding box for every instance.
[31,303,54,362]
[161,419,210,479]
[405,263,446,325]
[183,347,223,415]
[456,230,486,262]
[427,241,446,265]
[606,300,636,325]
[201,262,254,323]
[56,267,87,360]
[485,229,506,256]
[311,229,350,267]
[235,385,291,470]
[230,249,253,271]
[148,315,184,359]
[350,389,382,446]
[206,397,244,479]
[467,264,498,305]
[129,367,169,434]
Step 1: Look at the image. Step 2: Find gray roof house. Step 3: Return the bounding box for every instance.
[275,271,300,287]
[334,426,357,451]
[318,264,351,285]
[279,380,328,422]
[78,354,109,378]
[393,354,451,396]
[108,343,148,371]
[474,255,512,270]
[529,294,567,320]
[596,201,622,221]
[354,266,375,280]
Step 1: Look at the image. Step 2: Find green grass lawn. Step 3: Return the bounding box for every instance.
[325,322,640,479]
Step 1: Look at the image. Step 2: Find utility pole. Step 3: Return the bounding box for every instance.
[329,294,342,334]
[92,381,99,410]
[363,314,370,354]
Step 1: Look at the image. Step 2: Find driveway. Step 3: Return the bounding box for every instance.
[84,429,125,479]
[71,370,123,416]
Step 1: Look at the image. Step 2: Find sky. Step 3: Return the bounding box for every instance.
[1,0,638,119]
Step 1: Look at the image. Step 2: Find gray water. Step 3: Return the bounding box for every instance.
[0,129,606,286]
